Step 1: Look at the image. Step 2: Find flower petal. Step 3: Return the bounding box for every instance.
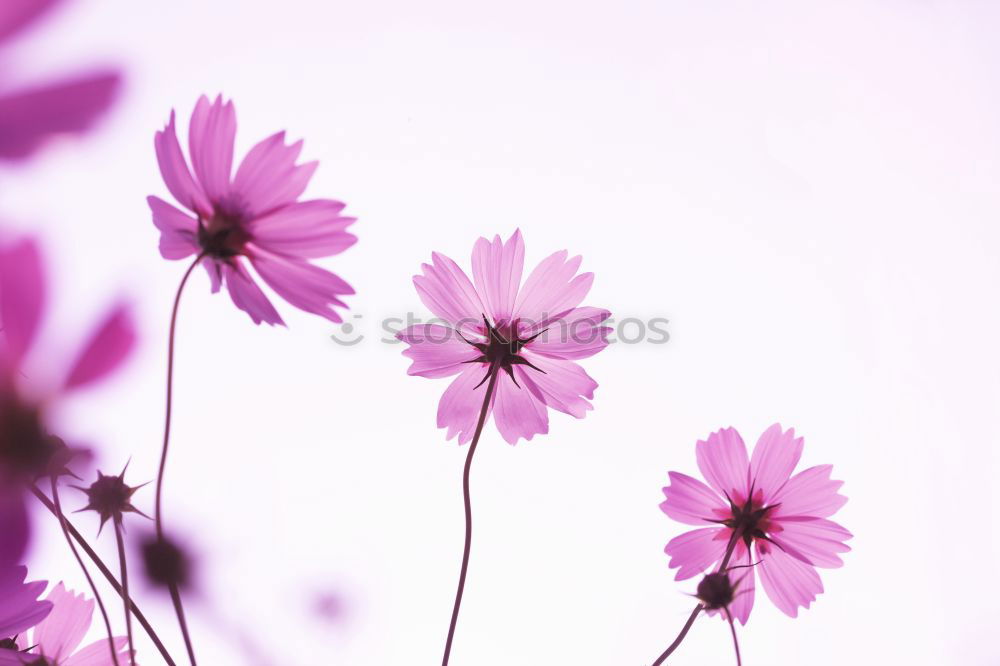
[493,369,548,444]
[249,200,356,259]
[0,72,119,161]
[0,565,51,638]
[660,472,728,526]
[154,111,212,216]
[232,131,317,217]
[396,325,480,378]
[526,307,611,360]
[248,247,352,324]
[749,423,803,502]
[436,364,493,445]
[188,94,235,203]
[695,428,750,503]
[757,541,824,617]
[771,518,852,568]
[146,196,198,260]
[0,493,28,567]
[33,583,93,660]
[518,352,596,419]
[471,230,524,324]
[771,465,847,519]
[63,636,129,666]
[722,541,756,625]
[0,238,45,369]
[664,527,726,580]
[63,304,136,391]
[0,0,60,43]
[514,250,593,322]
[222,261,283,326]
[413,252,485,335]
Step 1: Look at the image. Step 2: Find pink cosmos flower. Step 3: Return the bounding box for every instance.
[0,565,51,640]
[0,583,129,665]
[660,425,851,624]
[147,95,357,326]
[0,0,120,160]
[396,230,610,444]
[0,237,136,565]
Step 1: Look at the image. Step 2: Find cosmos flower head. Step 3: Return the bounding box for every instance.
[660,424,851,624]
[147,94,358,326]
[396,230,611,444]
[140,533,193,592]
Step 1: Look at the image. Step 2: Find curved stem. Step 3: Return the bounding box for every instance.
[441,366,499,666]
[114,522,136,665]
[30,486,177,665]
[50,477,120,666]
[723,607,742,666]
[156,254,203,666]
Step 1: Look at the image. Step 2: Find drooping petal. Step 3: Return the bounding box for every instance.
[757,542,824,617]
[188,95,235,203]
[436,364,493,445]
[513,250,593,323]
[492,369,548,444]
[248,246,352,323]
[232,131,317,218]
[770,465,847,519]
[222,261,283,326]
[0,238,45,368]
[154,111,212,216]
[0,566,51,638]
[695,428,750,502]
[771,517,852,568]
[0,0,60,44]
[63,304,136,391]
[0,72,119,161]
[146,196,198,260]
[664,527,726,580]
[413,252,485,335]
[526,307,611,360]
[659,472,728,526]
[249,200,356,259]
[471,230,524,324]
[396,325,480,378]
[722,541,756,625]
[32,583,93,661]
[749,423,803,502]
[63,636,129,666]
[203,260,223,294]
[518,352,596,419]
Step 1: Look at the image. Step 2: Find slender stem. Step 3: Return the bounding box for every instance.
[114,522,136,665]
[441,366,499,666]
[50,477,120,666]
[30,486,177,665]
[723,607,742,666]
[156,254,203,666]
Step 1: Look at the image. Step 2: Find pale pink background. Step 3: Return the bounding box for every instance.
[4,1,1000,664]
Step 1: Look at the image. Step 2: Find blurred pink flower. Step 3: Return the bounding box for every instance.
[397,230,610,444]
[0,237,136,565]
[0,583,129,665]
[147,95,357,326]
[660,424,851,623]
[0,565,51,639]
[0,0,120,160]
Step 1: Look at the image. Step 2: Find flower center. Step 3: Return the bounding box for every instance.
[197,210,249,259]
[461,316,546,388]
[0,398,57,480]
[714,489,779,550]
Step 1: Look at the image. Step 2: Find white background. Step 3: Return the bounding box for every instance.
[4,0,1000,664]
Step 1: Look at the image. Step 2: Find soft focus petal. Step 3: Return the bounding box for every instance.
[0,0,60,43]
[63,636,129,666]
[772,517,852,568]
[722,541,756,625]
[0,565,50,637]
[249,246,353,323]
[249,200,356,259]
[695,428,750,502]
[437,364,493,445]
[203,260,223,294]
[63,304,136,391]
[188,95,235,203]
[0,239,45,368]
[0,72,119,161]
[771,465,847,519]
[526,307,611,360]
[33,583,92,661]
[514,250,593,322]
[397,325,480,378]
[413,252,485,335]
[749,423,803,502]
[659,472,728,526]
[472,230,524,324]
[664,527,726,580]
[0,494,28,567]
[154,111,212,216]
[518,352,596,419]
[146,196,198,260]
[757,542,824,617]
[232,131,317,217]
[492,369,548,444]
[222,261,283,326]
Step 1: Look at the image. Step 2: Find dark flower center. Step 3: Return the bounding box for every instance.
[0,397,60,480]
[197,210,249,259]
[461,316,546,388]
[0,637,17,649]
[696,572,735,610]
[141,536,190,589]
[711,487,779,551]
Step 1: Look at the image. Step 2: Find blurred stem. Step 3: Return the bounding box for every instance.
[115,521,136,665]
[441,365,499,666]
[724,607,742,666]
